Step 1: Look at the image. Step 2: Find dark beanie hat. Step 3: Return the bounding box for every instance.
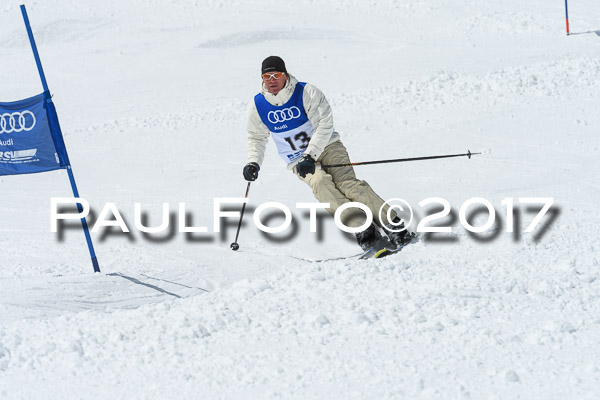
[261,56,287,74]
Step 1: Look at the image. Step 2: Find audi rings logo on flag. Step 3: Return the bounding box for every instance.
[0,111,37,134]
[267,106,301,124]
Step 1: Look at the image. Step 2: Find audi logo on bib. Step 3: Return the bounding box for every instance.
[0,111,36,134]
[267,106,301,124]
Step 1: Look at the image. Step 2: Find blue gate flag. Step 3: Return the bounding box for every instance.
[0,92,70,176]
[2,4,101,273]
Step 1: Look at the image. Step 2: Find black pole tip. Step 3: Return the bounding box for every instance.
[230,243,240,251]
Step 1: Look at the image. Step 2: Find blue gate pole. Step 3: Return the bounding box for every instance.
[21,5,101,273]
[66,166,101,273]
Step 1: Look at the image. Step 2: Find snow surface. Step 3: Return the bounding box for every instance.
[1,0,600,398]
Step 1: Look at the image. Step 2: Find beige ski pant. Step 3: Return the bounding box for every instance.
[293,140,398,229]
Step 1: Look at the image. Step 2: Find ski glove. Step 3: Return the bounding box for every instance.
[243,162,260,181]
[296,155,316,178]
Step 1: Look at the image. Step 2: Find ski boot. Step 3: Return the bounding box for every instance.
[384,217,413,248]
[355,223,384,251]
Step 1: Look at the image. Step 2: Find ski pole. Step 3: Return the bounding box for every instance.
[230,181,251,251]
[321,150,480,169]
[564,0,570,35]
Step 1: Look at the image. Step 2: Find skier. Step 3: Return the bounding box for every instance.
[243,56,410,252]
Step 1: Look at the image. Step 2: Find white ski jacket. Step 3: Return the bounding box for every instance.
[246,74,341,169]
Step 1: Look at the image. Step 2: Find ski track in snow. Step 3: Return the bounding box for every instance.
[1,0,600,398]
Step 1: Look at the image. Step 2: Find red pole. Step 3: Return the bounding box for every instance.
[565,0,570,35]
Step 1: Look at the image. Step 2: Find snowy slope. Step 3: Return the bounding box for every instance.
[1,0,600,398]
